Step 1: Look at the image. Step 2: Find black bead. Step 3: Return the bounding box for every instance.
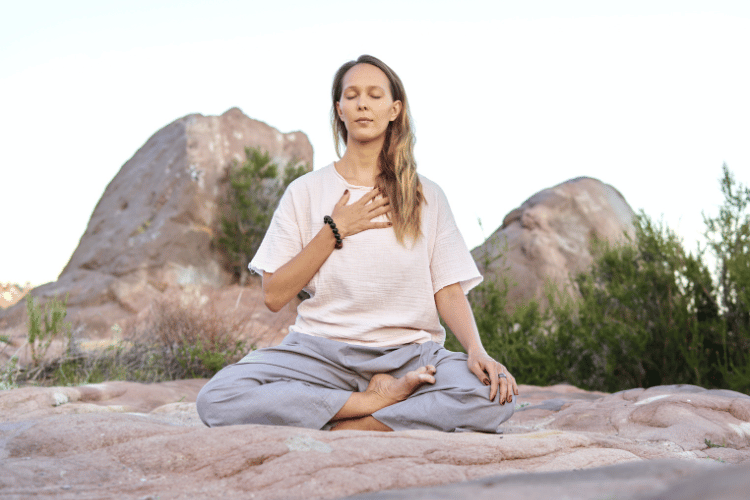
[324,215,343,249]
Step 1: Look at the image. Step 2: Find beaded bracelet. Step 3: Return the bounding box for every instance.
[324,215,343,249]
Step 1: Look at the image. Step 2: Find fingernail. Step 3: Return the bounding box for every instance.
[344,189,349,194]
[483,378,490,386]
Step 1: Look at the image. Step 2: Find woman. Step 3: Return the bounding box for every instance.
[197,55,518,432]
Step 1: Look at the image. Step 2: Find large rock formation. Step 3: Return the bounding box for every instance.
[472,177,636,307]
[0,108,310,353]
[1,381,748,499]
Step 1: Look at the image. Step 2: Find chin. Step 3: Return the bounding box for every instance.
[350,131,386,144]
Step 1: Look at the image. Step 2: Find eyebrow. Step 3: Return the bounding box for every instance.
[343,84,386,93]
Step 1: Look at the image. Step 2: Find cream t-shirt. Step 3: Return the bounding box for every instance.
[249,163,482,347]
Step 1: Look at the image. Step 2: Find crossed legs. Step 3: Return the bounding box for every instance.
[329,365,437,431]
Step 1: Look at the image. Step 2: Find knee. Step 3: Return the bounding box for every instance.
[196,380,221,427]
[195,372,260,427]
[501,394,516,420]
[466,392,515,432]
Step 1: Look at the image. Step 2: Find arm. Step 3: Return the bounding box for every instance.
[435,282,519,403]
[262,188,391,312]
[262,225,338,312]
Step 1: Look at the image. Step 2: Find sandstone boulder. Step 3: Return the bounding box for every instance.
[472,177,636,308]
[1,382,748,499]
[0,108,310,357]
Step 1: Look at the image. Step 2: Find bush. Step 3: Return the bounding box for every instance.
[5,298,253,387]
[452,165,750,394]
[26,294,72,368]
[556,215,720,391]
[218,146,307,285]
[132,298,250,379]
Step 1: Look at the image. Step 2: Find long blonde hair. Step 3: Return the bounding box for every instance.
[331,55,423,245]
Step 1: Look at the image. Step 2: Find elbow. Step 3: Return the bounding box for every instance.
[263,292,285,313]
[261,272,291,312]
[261,272,283,312]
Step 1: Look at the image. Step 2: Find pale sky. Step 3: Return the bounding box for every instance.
[2,0,749,286]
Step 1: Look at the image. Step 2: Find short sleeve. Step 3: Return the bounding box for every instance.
[430,186,483,294]
[249,184,304,275]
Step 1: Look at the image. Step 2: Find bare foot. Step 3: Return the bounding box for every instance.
[366,365,437,407]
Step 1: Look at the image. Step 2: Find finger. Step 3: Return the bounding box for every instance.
[499,364,518,399]
[498,375,509,404]
[487,362,499,402]
[365,199,391,212]
[368,194,390,208]
[509,372,519,396]
[496,365,511,403]
[358,187,381,205]
[336,189,351,207]
[468,363,488,388]
[370,221,394,230]
[369,205,392,218]
[503,366,518,403]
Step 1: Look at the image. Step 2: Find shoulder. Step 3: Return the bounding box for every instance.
[418,173,450,206]
[287,163,335,193]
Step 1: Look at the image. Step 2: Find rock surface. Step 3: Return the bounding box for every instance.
[472,177,636,307]
[0,108,309,360]
[1,381,748,499]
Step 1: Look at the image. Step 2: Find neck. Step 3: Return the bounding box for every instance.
[336,137,384,186]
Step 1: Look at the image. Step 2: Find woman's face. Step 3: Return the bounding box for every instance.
[336,63,402,146]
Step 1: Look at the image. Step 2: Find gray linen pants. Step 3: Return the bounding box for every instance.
[196,331,515,432]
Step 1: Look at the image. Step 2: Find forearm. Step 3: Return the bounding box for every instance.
[262,226,338,312]
[434,283,485,354]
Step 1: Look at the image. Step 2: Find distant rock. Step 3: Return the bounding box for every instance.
[472,177,636,308]
[0,282,32,309]
[1,382,748,499]
[0,108,309,355]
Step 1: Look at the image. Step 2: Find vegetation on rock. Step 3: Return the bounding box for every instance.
[2,297,252,388]
[218,146,308,285]
[447,164,750,394]
[3,164,747,394]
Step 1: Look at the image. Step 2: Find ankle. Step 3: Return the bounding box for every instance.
[331,416,393,432]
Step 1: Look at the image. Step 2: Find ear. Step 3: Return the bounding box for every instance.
[335,101,343,118]
[389,100,402,122]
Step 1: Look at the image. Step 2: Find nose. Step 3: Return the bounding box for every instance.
[356,96,368,110]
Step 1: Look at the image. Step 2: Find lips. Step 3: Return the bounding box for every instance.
[355,118,372,124]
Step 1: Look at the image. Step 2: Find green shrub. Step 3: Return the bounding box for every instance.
[452,165,750,394]
[218,146,307,285]
[703,165,750,391]
[0,355,20,390]
[557,215,720,391]
[26,294,72,367]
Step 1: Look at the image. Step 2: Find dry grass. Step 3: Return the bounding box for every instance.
[6,297,254,387]
[129,297,251,379]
